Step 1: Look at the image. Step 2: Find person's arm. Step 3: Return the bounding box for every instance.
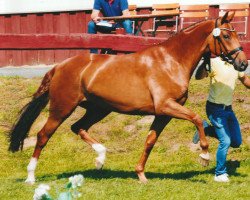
[91,0,101,23]
[195,61,209,80]
[120,0,130,16]
[122,9,130,17]
[91,9,101,23]
[239,73,250,89]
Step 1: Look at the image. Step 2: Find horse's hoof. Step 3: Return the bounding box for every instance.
[139,178,148,184]
[25,178,35,185]
[198,156,209,167]
[199,152,210,166]
[137,172,148,184]
[95,158,104,170]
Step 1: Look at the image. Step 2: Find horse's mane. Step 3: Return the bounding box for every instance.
[168,19,210,38]
[180,19,209,32]
[159,19,210,45]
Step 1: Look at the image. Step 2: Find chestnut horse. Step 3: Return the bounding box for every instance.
[9,12,248,184]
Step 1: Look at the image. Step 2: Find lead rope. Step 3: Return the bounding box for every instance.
[203,52,211,72]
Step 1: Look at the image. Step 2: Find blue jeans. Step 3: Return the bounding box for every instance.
[205,102,242,176]
[88,20,133,53]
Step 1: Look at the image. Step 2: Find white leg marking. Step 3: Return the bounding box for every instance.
[25,157,37,184]
[199,152,210,160]
[92,143,106,170]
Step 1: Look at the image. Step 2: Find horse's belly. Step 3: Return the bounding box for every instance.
[84,88,155,114]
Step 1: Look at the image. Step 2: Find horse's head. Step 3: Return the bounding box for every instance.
[208,11,248,72]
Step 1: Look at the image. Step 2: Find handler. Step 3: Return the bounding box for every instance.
[88,0,133,53]
[193,57,250,182]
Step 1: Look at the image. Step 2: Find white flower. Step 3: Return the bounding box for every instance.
[33,184,50,200]
[69,174,84,189]
[72,191,82,198]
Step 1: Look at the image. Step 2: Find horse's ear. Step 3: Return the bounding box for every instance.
[221,11,235,24]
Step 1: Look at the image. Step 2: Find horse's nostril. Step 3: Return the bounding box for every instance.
[244,61,248,67]
[238,61,248,71]
[241,61,248,68]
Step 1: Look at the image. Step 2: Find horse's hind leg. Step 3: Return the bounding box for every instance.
[25,102,78,184]
[136,116,172,183]
[71,104,111,169]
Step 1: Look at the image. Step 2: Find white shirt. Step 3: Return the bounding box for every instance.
[207,57,244,106]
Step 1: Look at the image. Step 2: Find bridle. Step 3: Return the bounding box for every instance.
[213,18,243,65]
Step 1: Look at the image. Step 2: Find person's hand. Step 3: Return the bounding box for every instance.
[92,16,101,23]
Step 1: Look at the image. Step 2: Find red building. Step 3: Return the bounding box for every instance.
[0,0,249,66]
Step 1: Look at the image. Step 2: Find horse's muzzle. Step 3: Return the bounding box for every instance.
[234,60,248,72]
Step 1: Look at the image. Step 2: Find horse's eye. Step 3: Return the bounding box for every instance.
[223,34,230,40]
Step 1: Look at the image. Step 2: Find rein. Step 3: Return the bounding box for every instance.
[212,18,243,65]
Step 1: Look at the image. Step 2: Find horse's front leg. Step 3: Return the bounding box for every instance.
[159,99,209,166]
[71,106,111,170]
[136,116,171,183]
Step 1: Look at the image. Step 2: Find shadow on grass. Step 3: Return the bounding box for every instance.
[227,160,241,174]
[55,166,243,182]
[53,160,245,181]
[16,160,246,183]
[18,169,212,183]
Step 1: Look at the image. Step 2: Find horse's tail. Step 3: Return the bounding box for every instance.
[8,67,56,152]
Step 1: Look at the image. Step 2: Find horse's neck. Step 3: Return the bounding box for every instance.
[164,20,215,75]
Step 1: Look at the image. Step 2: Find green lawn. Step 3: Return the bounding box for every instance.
[0,76,249,200]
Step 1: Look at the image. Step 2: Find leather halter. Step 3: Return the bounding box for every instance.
[213,18,243,64]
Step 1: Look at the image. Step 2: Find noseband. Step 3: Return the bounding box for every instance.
[213,18,243,64]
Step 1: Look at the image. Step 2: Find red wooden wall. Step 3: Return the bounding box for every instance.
[0,7,249,67]
[0,11,91,66]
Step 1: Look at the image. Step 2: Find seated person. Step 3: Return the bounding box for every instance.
[88,0,133,53]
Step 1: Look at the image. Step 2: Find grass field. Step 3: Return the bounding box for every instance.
[0,76,249,200]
